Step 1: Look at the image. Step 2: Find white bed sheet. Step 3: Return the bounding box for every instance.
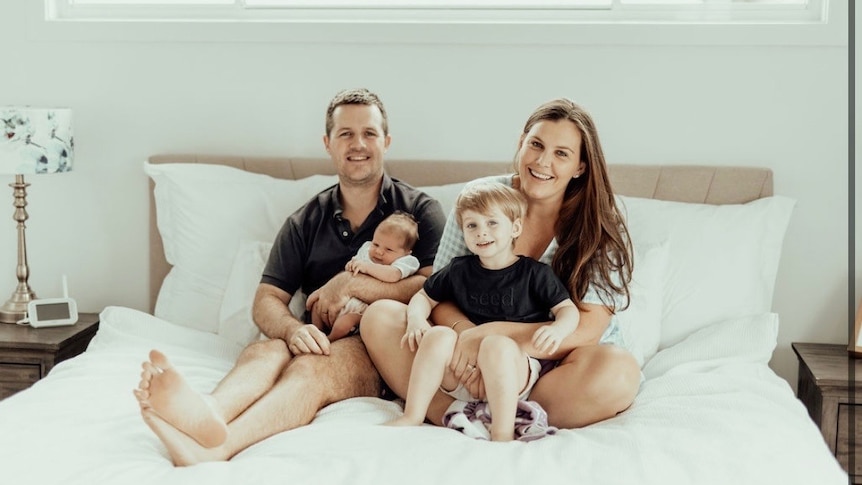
[0,306,847,485]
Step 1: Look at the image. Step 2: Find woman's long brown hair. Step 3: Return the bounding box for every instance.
[519,99,633,313]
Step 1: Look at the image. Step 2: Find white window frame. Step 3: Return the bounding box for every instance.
[53,0,825,23]
[35,0,847,46]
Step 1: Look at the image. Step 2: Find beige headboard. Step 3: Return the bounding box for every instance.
[147,154,773,311]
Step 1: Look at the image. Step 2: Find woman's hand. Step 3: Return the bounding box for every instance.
[463,368,485,401]
[450,327,482,383]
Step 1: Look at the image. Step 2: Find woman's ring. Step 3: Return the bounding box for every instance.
[466,364,476,372]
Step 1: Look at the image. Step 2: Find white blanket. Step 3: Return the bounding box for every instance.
[0,307,847,485]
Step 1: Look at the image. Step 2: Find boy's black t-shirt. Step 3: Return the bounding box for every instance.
[423,255,570,325]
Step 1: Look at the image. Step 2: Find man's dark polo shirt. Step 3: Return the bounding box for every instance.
[261,174,446,310]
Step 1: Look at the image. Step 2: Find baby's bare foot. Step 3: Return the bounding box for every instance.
[135,349,227,448]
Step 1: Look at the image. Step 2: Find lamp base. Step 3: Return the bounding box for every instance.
[0,288,36,324]
[2,174,36,324]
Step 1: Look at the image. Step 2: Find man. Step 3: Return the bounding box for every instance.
[133,88,446,466]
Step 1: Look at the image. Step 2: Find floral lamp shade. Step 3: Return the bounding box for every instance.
[0,107,73,175]
[0,107,73,323]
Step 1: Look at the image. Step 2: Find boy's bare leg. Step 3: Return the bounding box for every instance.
[361,300,456,426]
[386,326,457,427]
[477,335,529,442]
[328,312,362,341]
[134,339,290,447]
[139,335,381,466]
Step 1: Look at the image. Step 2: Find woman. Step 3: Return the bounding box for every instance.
[361,98,641,429]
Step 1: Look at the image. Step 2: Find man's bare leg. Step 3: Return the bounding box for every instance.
[140,335,381,466]
[141,410,225,467]
[134,339,290,447]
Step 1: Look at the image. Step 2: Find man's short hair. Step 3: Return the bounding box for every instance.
[325,88,389,137]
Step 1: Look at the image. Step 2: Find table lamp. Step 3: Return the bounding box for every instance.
[0,107,73,324]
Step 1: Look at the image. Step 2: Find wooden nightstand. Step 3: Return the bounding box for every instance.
[792,342,861,483]
[0,312,99,399]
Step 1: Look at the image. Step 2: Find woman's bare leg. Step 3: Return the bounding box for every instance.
[361,299,455,425]
[529,344,640,429]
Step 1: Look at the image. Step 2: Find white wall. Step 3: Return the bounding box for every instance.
[855,2,862,339]
[0,0,849,389]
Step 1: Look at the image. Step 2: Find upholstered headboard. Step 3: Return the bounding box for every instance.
[147,154,773,311]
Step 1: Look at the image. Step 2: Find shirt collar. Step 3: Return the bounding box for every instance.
[331,173,393,219]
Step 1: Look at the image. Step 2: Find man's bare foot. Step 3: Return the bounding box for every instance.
[384,415,424,427]
[141,410,227,466]
[134,349,227,448]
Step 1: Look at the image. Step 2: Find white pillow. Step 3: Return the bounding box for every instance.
[618,195,794,350]
[218,240,270,345]
[153,266,223,334]
[615,240,669,368]
[417,181,468,216]
[145,162,337,333]
[642,313,779,380]
[218,240,308,346]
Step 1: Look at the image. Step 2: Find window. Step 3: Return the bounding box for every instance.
[52,0,826,23]
[38,0,844,47]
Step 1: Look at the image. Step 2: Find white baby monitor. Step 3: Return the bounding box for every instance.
[20,275,79,328]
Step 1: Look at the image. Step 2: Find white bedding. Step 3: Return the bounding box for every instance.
[0,162,846,484]
[0,306,846,485]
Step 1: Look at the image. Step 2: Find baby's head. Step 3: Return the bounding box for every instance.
[455,182,527,254]
[369,211,419,265]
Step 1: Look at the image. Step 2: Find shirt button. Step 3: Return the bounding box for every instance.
[342,231,349,237]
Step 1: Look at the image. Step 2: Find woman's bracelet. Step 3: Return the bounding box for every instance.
[450,319,468,331]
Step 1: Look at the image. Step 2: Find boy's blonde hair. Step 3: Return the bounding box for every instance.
[455,182,527,227]
[376,211,419,250]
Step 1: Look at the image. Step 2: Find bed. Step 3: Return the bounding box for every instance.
[0,155,848,485]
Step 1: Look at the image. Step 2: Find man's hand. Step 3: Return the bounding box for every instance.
[306,272,353,328]
[287,324,331,356]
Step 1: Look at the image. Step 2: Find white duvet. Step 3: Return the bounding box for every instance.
[0,306,847,485]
